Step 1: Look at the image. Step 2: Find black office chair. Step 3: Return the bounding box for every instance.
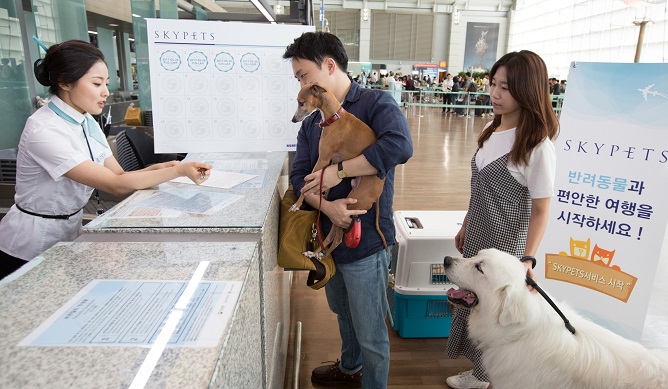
[123,128,183,170]
[124,128,158,169]
[115,130,141,171]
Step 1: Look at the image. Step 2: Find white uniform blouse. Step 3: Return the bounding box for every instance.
[0,96,112,260]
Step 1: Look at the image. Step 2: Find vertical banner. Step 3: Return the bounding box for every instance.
[538,62,668,340]
[463,22,499,74]
[147,19,314,152]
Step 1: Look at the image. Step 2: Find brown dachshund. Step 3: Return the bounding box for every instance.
[290,83,387,255]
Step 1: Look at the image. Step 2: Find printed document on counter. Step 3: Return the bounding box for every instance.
[105,188,242,218]
[170,169,257,189]
[20,280,242,347]
[182,152,270,188]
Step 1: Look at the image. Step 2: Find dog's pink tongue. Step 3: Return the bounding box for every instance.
[447,287,477,305]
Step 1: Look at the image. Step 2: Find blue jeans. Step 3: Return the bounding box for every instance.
[324,247,392,388]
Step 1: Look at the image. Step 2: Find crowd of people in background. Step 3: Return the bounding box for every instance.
[352,69,566,94]
[351,69,566,117]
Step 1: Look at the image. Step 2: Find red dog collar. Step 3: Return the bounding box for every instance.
[318,107,345,128]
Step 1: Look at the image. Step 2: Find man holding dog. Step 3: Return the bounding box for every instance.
[283,32,413,388]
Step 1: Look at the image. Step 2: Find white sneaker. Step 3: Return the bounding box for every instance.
[446,370,489,389]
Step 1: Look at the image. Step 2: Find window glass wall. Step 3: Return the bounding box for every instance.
[30,0,89,96]
[371,12,434,61]
[325,10,360,61]
[0,2,32,149]
[509,0,668,79]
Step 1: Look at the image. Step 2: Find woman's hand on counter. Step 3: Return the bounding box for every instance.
[178,161,212,184]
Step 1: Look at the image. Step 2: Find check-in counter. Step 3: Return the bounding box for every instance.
[77,151,290,389]
[0,241,262,388]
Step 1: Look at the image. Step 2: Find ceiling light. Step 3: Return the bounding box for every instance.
[109,23,119,27]
[250,0,277,23]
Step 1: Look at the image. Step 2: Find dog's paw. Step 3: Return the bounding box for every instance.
[303,251,324,259]
[289,204,300,212]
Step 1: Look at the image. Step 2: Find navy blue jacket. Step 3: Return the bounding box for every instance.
[290,82,413,264]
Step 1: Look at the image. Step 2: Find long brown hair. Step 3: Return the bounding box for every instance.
[477,50,559,165]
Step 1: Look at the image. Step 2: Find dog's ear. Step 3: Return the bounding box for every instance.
[498,285,527,327]
[309,83,326,96]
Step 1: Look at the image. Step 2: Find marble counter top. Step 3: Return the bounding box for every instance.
[0,241,263,388]
[83,151,287,232]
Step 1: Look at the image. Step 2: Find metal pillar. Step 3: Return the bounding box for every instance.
[633,19,649,63]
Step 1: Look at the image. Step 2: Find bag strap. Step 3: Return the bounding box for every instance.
[315,165,329,251]
[306,257,327,287]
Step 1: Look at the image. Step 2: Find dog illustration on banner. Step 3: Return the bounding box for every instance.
[549,237,637,302]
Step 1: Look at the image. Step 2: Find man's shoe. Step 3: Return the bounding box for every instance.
[446,369,489,389]
[311,360,362,387]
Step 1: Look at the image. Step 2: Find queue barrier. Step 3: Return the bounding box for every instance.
[378,88,565,114]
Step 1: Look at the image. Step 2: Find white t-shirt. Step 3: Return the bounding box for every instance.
[444,78,454,91]
[0,95,112,260]
[474,124,556,199]
[482,77,490,93]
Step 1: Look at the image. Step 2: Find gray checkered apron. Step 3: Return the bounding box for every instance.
[446,151,531,382]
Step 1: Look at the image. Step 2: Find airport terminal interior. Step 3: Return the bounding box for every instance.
[0,0,667,388]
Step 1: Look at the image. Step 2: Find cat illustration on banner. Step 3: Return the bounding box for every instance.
[559,237,620,271]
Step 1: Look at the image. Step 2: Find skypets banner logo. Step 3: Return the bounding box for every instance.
[153,30,215,42]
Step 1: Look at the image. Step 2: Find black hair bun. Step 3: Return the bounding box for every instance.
[34,58,50,87]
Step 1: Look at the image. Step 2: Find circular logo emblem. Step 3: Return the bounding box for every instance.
[187,51,208,72]
[242,120,262,138]
[240,53,260,73]
[267,76,286,94]
[164,121,184,139]
[266,54,285,72]
[216,120,236,138]
[215,75,235,93]
[188,75,209,94]
[161,75,182,93]
[160,50,181,71]
[190,97,210,116]
[217,98,237,116]
[214,52,235,72]
[242,98,261,116]
[267,120,286,138]
[162,97,183,116]
[190,120,211,139]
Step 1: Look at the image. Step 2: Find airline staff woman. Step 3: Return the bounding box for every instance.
[0,40,211,279]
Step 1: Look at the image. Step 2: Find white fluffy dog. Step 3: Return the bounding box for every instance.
[443,248,668,389]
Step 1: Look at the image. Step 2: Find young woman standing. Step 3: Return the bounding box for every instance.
[0,40,211,279]
[446,50,559,389]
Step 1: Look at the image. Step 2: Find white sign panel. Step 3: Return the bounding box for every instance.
[538,62,668,340]
[147,19,314,152]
